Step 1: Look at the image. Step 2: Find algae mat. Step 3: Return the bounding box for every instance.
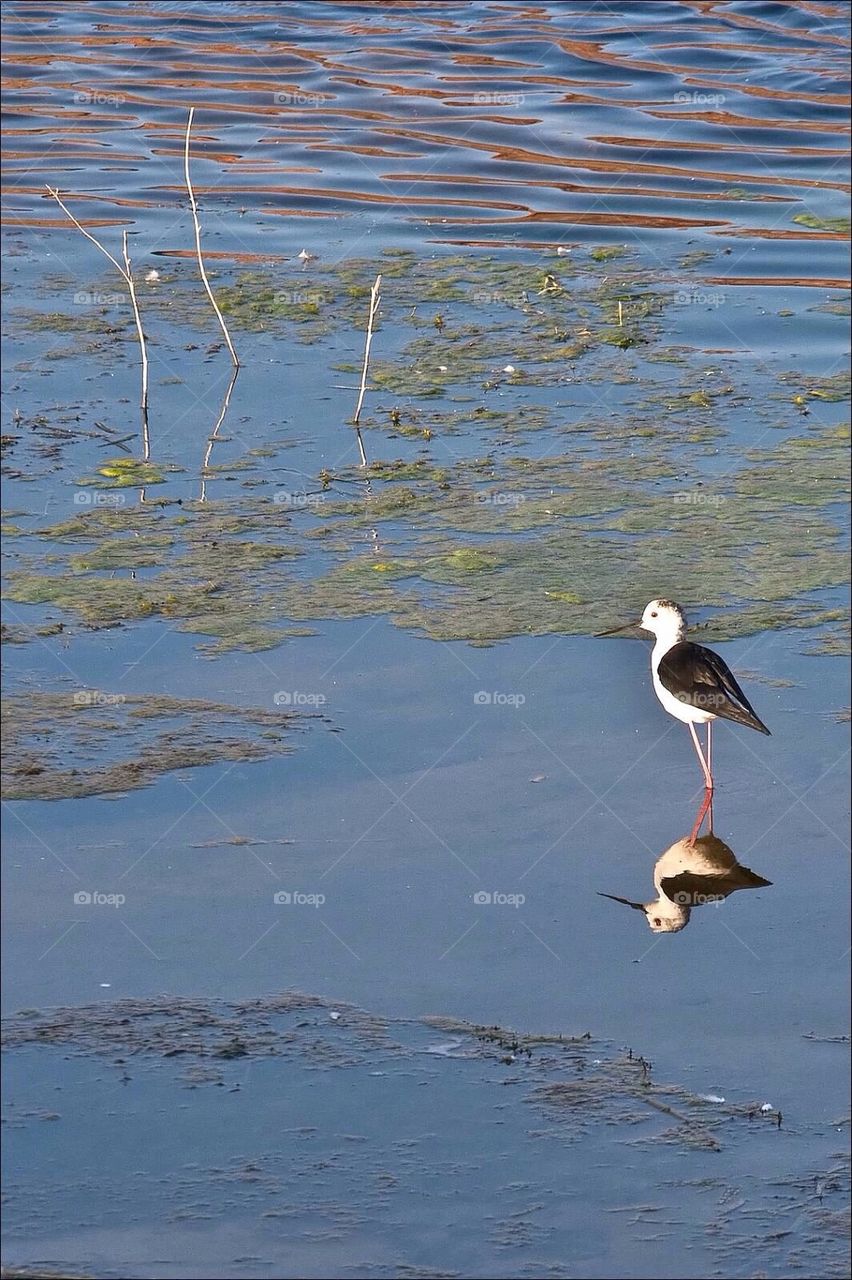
[4,248,849,654]
[3,991,849,1279]
[1,691,313,801]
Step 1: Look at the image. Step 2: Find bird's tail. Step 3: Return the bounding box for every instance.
[717,701,771,735]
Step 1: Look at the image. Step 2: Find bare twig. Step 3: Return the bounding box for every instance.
[200,366,240,501]
[46,186,150,427]
[122,231,150,445]
[184,107,240,368]
[351,273,382,466]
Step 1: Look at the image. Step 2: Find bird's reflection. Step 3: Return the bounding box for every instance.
[599,812,771,934]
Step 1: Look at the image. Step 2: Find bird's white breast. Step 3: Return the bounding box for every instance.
[651,641,716,725]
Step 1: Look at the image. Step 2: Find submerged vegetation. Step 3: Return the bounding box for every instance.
[3,248,850,655]
[1,691,311,800]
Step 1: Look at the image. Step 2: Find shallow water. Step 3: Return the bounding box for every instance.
[2,2,850,1277]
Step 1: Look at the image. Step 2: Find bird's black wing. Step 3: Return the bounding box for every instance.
[658,642,770,734]
[661,867,772,905]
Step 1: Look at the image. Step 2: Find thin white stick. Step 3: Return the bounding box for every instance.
[122,230,150,425]
[184,107,240,368]
[351,273,382,466]
[46,187,126,277]
[200,366,240,501]
[47,186,150,433]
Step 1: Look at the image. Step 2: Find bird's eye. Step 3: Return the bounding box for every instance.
[650,611,658,618]
[653,918,662,927]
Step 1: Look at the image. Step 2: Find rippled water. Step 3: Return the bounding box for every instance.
[3,0,850,273]
[2,4,850,1279]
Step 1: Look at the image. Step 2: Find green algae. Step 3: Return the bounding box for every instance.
[77,457,176,488]
[1,691,309,801]
[16,309,126,335]
[779,370,851,404]
[6,417,848,649]
[6,250,848,655]
[590,246,630,262]
[792,213,851,233]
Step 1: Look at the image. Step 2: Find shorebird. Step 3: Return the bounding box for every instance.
[598,831,772,934]
[598,599,770,793]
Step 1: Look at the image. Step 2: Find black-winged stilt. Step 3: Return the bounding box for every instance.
[597,599,770,794]
[598,831,772,934]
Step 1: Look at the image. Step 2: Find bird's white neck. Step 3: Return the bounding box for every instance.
[651,619,686,665]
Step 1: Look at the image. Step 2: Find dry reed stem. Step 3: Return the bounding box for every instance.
[46,186,150,423]
[352,273,382,466]
[184,107,240,368]
[200,366,240,501]
[121,230,150,432]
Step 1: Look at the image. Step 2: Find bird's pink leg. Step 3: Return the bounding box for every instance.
[688,721,714,792]
[706,722,714,832]
[688,789,713,844]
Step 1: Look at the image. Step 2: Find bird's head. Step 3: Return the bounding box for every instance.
[596,598,687,642]
[598,892,691,934]
[639,599,687,642]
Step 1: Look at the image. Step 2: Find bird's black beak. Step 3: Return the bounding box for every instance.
[595,620,640,637]
[597,892,645,912]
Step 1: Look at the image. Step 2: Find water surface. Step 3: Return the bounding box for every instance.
[2,3,850,1277]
